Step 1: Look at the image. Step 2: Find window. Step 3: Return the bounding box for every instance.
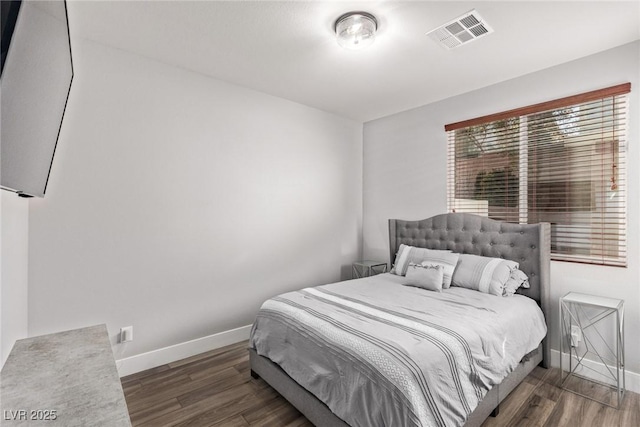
[446,84,630,266]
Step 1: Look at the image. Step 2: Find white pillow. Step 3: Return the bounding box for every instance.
[404,264,443,292]
[391,244,437,275]
[391,244,458,288]
[451,254,518,296]
[503,268,530,296]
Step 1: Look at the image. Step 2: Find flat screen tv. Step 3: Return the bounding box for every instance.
[1,0,73,198]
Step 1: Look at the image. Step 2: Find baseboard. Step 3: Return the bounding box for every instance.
[115,324,252,377]
[550,349,640,394]
[115,331,640,393]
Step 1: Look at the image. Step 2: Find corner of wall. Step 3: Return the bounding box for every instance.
[1,191,29,366]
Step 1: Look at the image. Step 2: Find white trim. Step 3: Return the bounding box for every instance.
[115,325,252,377]
[114,328,640,394]
[551,349,640,394]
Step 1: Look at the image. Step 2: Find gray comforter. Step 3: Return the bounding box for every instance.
[250,273,547,427]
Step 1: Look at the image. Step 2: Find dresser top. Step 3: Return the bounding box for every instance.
[1,324,131,426]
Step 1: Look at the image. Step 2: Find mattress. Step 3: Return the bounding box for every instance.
[250,273,547,427]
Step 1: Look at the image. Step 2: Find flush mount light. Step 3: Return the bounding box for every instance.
[334,12,378,50]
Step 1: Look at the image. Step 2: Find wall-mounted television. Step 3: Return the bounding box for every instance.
[1,0,73,198]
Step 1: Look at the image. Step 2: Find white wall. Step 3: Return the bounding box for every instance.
[27,38,363,368]
[363,42,640,380]
[0,191,29,366]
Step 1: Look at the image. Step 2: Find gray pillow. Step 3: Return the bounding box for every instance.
[451,254,519,296]
[404,263,443,292]
[391,244,458,288]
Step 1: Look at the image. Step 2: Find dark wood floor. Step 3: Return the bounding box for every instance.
[121,340,640,427]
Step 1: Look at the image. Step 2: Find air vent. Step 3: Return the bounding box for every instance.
[427,10,493,50]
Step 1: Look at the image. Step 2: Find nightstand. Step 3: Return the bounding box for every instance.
[559,292,625,408]
[352,260,388,279]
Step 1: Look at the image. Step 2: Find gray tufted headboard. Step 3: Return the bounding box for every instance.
[389,213,551,367]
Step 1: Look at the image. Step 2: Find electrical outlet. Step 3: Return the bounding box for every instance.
[570,325,582,348]
[120,326,133,343]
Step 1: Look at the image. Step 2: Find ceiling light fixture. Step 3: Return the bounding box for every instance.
[334,12,378,50]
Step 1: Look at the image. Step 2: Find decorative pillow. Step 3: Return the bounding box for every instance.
[421,253,459,289]
[451,254,519,296]
[404,263,443,292]
[392,244,441,275]
[391,244,458,288]
[503,268,530,296]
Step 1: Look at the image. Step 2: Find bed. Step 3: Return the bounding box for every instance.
[249,213,551,427]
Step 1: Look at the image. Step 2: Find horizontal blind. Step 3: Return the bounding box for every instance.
[446,85,629,266]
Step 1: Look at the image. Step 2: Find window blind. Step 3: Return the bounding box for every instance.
[446,84,630,266]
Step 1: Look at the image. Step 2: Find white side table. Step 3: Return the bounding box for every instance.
[352,260,387,279]
[559,292,625,408]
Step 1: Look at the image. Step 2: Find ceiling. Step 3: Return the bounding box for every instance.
[67,1,640,122]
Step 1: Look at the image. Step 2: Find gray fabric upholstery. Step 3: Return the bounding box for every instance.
[250,345,543,427]
[250,213,551,426]
[389,213,551,368]
[249,349,349,427]
[463,345,543,427]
